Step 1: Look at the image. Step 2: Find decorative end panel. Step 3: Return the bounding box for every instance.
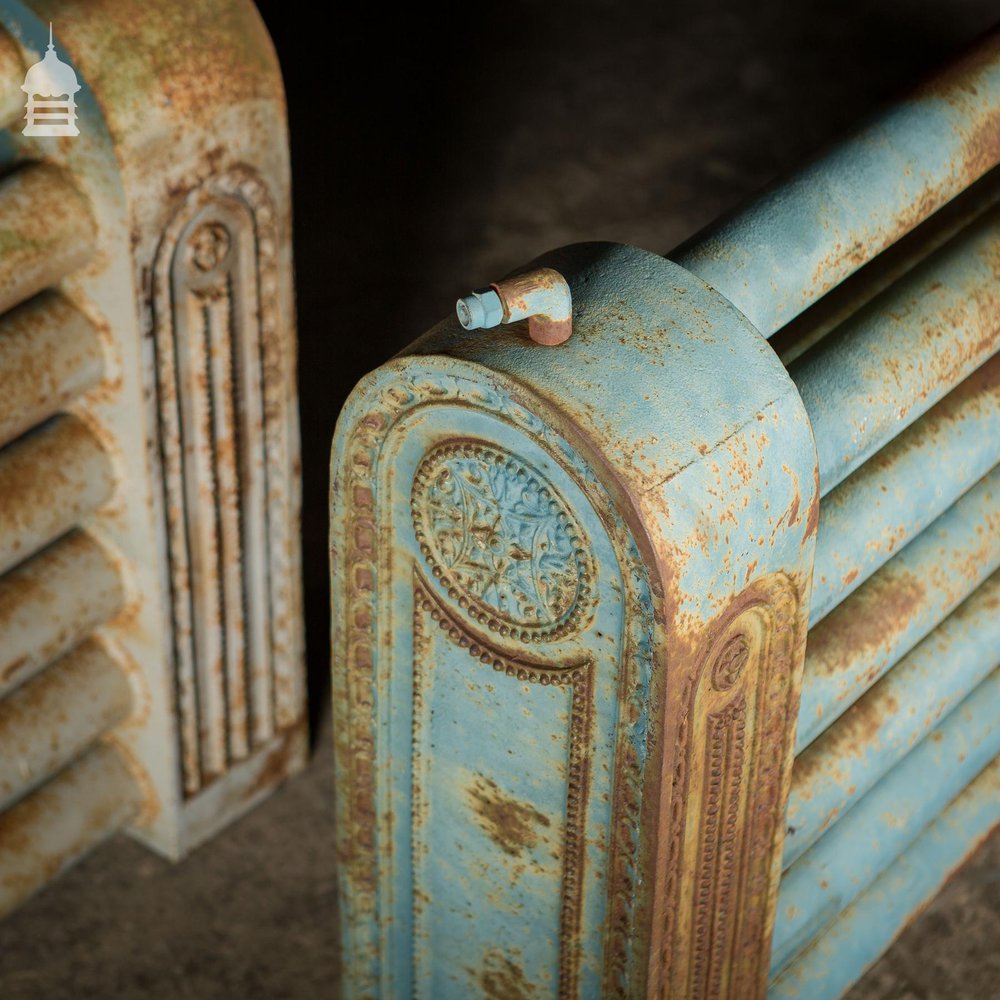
[331,243,818,998]
[146,166,305,853]
[331,364,656,998]
[656,575,805,1000]
[0,0,303,868]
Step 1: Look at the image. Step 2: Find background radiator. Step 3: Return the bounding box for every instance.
[330,24,1000,1000]
[0,0,304,916]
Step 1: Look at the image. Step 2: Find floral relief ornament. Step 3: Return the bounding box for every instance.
[411,442,594,640]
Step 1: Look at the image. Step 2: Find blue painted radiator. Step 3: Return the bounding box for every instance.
[330,25,1000,999]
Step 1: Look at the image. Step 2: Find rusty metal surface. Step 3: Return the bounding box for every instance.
[0,27,26,128]
[0,528,125,697]
[785,571,1000,868]
[325,19,1000,1000]
[809,354,1000,623]
[773,666,1000,979]
[331,241,818,998]
[148,170,303,805]
[320,19,1000,997]
[773,167,1000,366]
[42,0,305,857]
[0,24,25,126]
[175,724,307,853]
[493,267,573,345]
[789,206,1000,497]
[0,161,94,315]
[0,637,132,809]
[0,291,104,448]
[0,414,114,576]
[0,0,306,865]
[415,244,811,498]
[769,754,1000,1000]
[798,464,1000,752]
[0,741,140,919]
[670,27,1000,338]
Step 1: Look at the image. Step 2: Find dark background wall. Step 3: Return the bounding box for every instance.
[1,2,998,996]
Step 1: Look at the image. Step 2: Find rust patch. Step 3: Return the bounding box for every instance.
[57,0,280,142]
[0,416,115,577]
[0,164,95,320]
[835,696,884,753]
[467,775,551,858]
[474,949,537,1000]
[805,569,927,677]
[795,688,887,788]
[0,744,139,915]
[0,656,28,686]
[785,491,801,529]
[245,727,301,799]
[490,267,573,345]
[804,466,821,539]
[0,292,104,448]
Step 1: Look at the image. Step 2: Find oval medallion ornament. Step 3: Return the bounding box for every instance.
[411,442,594,641]
[711,633,751,691]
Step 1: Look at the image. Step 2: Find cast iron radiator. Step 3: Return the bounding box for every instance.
[330,25,1000,1000]
[0,1,304,915]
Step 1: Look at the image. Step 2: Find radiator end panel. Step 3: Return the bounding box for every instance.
[0,0,305,870]
[330,243,819,998]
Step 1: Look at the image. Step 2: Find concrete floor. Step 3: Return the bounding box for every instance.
[2,1,1000,996]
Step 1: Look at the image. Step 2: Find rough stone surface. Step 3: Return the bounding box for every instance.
[1,1,998,996]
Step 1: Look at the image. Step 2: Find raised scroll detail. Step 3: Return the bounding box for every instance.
[411,441,593,640]
[150,168,299,797]
[659,575,801,1000]
[711,634,750,692]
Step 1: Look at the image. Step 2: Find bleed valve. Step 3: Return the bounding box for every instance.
[456,267,572,346]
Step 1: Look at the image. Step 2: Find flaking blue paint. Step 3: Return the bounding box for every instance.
[769,755,1000,999]
[785,572,1000,868]
[671,52,1000,338]
[775,666,1000,977]
[798,466,1000,750]
[331,242,817,997]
